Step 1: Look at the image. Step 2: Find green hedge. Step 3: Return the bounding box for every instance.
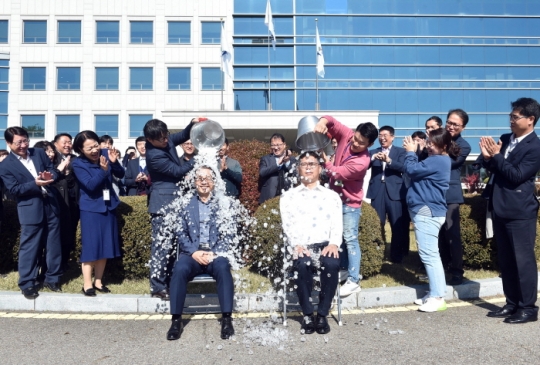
[247,197,385,281]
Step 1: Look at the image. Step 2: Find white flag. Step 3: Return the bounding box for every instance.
[264,0,276,50]
[221,22,233,79]
[316,24,325,78]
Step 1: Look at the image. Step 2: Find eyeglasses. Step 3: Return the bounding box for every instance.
[509,114,527,122]
[183,142,193,146]
[157,132,170,143]
[84,144,100,152]
[446,121,463,128]
[12,139,30,147]
[299,162,319,168]
[195,176,214,183]
[270,143,284,148]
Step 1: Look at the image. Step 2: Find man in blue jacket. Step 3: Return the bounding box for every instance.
[0,127,63,298]
[144,117,202,300]
[167,166,235,341]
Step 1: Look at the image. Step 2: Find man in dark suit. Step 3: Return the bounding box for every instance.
[144,118,202,299]
[167,167,235,341]
[125,136,151,197]
[258,133,297,204]
[0,127,63,298]
[479,97,540,324]
[367,126,409,263]
[439,109,471,286]
[218,138,242,198]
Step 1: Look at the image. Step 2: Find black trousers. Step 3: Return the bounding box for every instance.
[438,203,463,276]
[493,212,538,313]
[150,214,176,293]
[293,251,340,317]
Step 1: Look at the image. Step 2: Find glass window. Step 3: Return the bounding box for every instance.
[57,67,81,90]
[168,67,190,90]
[462,46,484,65]
[236,46,294,64]
[23,20,47,43]
[464,90,486,112]
[201,68,222,90]
[417,90,441,112]
[168,21,190,44]
[507,47,529,65]
[235,0,292,14]
[130,114,152,138]
[22,115,45,138]
[56,115,80,135]
[235,17,293,36]
[95,67,119,90]
[486,90,509,112]
[22,67,46,90]
[130,67,153,90]
[0,92,7,113]
[296,90,316,110]
[440,90,464,112]
[95,115,118,138]
[201,22,221,44]
[96,21,119,43]
[0,20,8,43]
[130,21,153,44]
[0,67,7,91]
[58,21,81,43]
[0,115,7,148]
[395,90,418,113]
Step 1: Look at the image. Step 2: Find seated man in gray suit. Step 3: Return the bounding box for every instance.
[258,133,297,204]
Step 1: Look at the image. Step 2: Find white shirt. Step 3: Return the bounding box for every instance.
[16,153,47,193]
[139,156,146,170]
[280,182,343,247]
[504,131,533,159]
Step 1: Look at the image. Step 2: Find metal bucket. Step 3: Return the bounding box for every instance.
[295,115,330,151]
[190,119,226,150]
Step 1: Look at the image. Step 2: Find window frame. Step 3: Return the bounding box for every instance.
[167,21,191,44]
[129,67,154,91]
[95,67,120,90]
[21,114,46,139]
[23,20,47,44]
[201,21,221,44]
[167,67,191,90]
[201,67,223,91]
[96,20,120,44]
[56,67,81,91]
[57,20,82,44]
[21,66,46,91]
[0,20,8,43]
[56,114,80,136]
[130,20,154,44]
[95,114,119,138]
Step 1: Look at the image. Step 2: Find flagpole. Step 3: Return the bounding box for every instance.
[315,18,319,111]
[220,18,225,111]
[267,29,272,111]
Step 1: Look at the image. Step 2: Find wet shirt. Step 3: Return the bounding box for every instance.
[280,182,343,247]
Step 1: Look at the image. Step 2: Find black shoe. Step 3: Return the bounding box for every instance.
[449,276,463,286]
[487,305,517,318]
[81,287,96,297]
[221,317,235,340]
[22,287,39,299]
[151,289,170,300]
[93,284,111,293]
[301,315,315,334]
[503,311,538,324]
[44,282,62,292]
[167,319,183,340]
[315,315,330,335]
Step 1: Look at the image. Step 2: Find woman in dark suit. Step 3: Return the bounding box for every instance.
[72,130,124,296]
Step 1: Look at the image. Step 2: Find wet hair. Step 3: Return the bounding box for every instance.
[33,140,54,151]
[411,131,427,140]
[428,128,461,159]
[73,130,100,155]
[4,127,29,143]
[270,133,285,143]
[511,97,540,126]
[298,150,323,164]
[355,122,378,144]
[143,119,168,141]
[447,109,469,127]
[99,135,113,146]
[425,116,443,128]
[379,125,395,135]
[135,136,146,145]
[224,138,229,146]
[53,133,73,143]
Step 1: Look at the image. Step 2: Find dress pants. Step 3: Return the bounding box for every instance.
[170,254,234,315]
[493,212,538,313]
[293,254,340,317]
[438,203,464,277]
[18,195,62,290]
[150,214,176,293]
[370,184,409,262]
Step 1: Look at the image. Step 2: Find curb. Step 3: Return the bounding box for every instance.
[0,275,527,315]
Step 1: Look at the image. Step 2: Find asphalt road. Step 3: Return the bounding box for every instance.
[1,300,539,365]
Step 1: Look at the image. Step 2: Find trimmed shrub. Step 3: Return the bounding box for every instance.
[248,197,385,281]
[0,200,20,273]
[228,139,270,215]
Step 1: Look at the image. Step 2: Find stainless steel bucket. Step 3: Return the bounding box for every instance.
[295,115,330,151]
[190,119,226,150]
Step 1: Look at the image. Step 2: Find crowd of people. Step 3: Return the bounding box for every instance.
[0,97,539,341]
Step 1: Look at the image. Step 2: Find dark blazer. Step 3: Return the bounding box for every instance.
[367,146,407,201]
[124,157,151,196]
[446,134,471,204]
[258,154,297,204]
[176,195,221,256]
[51,151,79,208]
[220,156,242,197]
[0,148,60,225]
[480,132,540,219]
[146,125,195,214]
[72,155,125,213]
